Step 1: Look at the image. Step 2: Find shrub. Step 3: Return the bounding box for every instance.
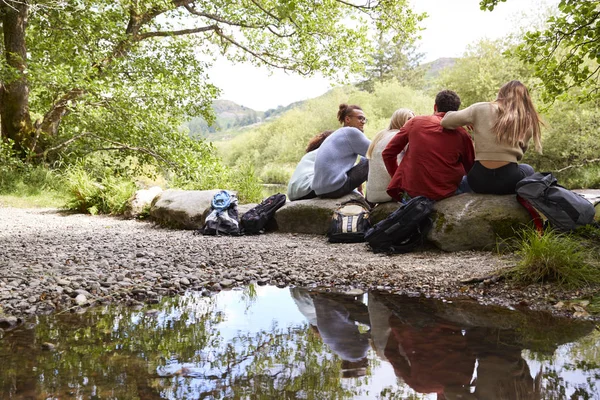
[63,166,137,215]
[503,227,600,288]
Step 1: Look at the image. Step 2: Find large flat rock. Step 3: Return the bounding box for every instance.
[150,189,230,230]
[275,193,367,235]
[427,193,531,252]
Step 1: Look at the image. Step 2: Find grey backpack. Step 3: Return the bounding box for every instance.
[515,173,596,231]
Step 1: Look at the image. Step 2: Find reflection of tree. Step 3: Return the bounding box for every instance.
[0,292,362,399]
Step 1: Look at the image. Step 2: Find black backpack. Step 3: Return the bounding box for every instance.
[241,193,287,234]
[364,196,434,253]
[515,172,596,232]
[202,190,241,235]
[327,199,372,243]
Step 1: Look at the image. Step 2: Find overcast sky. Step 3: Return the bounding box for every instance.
[208,0,558,111]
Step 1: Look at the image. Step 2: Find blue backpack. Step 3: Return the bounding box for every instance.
[202,190,241,235]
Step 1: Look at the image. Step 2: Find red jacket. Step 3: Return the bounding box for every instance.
[382,112,474,201]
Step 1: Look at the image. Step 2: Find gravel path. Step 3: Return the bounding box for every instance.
[0,207,591,325]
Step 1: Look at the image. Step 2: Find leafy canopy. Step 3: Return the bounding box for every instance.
[2,0,424,184]
[480,0,600,103]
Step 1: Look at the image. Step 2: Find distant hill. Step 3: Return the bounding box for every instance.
[420,57,457,81]
[185,58,457,140]
[184,99,306,140]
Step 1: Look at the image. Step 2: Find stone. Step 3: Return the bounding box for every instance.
[74,294,88,306]
[427,193,531,252]
[275,193,366,235]
[150,189,233,230]
[369,202,401,225]
[220,279,234,288]
[0,316,18,329]
[125,186,163,219]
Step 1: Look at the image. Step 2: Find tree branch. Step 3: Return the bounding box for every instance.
[213,28,308,74]
[556,158,600,173]
[31,131,90,158]
[138,24,219,39]
[85,133,178,167]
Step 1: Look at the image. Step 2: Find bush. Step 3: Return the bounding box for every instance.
[63,166,137,215]
[260,164,294,184]
[0,140,64,196]
[503,227,600,288]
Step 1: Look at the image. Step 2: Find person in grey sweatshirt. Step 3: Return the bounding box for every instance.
[312,104,371,198]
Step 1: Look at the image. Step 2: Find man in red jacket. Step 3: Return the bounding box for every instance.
[382,90,475,201]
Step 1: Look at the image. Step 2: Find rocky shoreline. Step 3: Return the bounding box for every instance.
[0,207,596,329]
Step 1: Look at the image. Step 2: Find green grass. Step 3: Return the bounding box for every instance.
[503,227,600,288]
[0,193,66,208]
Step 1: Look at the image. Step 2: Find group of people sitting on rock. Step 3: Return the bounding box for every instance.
[287,80,543,204]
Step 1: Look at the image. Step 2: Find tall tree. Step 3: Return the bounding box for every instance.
[359,28,424,92]
[0,0,423,164]
[480,0,600,103]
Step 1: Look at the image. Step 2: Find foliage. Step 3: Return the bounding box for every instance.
[503,227,600,288]
[435,38,534,107]
[1,0,423,156]
[358,28,426,92]
[481,0,600,103]
[62,165,137,215]
[0,139,63,197]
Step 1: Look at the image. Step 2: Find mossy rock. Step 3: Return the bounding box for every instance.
[427,193,531,251]
[275,193,366,235]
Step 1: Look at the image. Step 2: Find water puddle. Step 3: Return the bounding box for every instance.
[1,286,599,399]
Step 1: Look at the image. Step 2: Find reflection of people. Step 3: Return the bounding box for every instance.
[366,108,414,204]
[291,289,371,378]
[287,130,334,201]
[464,327,541,400]
[384,315,476,399]
[441,80,542,195]
[312,104,371,199]
[383,90,475,201]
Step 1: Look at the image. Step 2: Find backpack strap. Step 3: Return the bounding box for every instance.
[516,195,544,234]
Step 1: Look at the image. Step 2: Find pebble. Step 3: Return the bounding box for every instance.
[0,207,589,325]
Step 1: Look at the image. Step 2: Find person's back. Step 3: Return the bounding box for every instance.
[383,90,474,201]
[366,108,414,203]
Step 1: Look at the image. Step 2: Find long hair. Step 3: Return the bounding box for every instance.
[492,80,542,153]
[366,108,414,159]
[337,103,363,125]
[305,130,334,153]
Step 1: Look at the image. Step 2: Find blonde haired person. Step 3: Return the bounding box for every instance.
[441,80,542,194]
[365,108,414,203]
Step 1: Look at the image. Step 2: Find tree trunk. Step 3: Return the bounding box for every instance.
[0,1,33,156]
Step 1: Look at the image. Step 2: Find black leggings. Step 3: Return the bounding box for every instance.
[319,158,369,199]
[467,161,534,195]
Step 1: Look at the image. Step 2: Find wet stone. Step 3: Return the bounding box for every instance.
[220,279,234,288]
[0,316,19,329]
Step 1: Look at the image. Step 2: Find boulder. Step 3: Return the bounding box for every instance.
[370,201,400,225]
[125,186,162,219]
[275,193,366,235]
[427,193,531,252]
[150,189,232,230]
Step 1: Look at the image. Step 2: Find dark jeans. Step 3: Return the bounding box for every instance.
[319,158,369,199]
[463,161,535,195]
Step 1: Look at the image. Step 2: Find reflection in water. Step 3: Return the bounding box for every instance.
[0,286,599,399]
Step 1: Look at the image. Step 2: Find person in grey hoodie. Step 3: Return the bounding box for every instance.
[312,104,371,198]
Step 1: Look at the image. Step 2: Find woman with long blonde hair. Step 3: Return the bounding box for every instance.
[365,108,414,203]
[441,80,542,194]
